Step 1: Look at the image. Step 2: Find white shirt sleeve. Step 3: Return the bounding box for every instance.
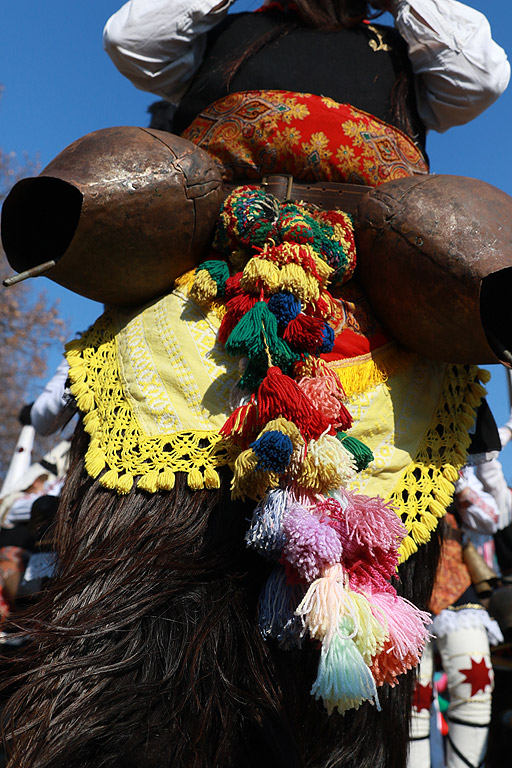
[393,0,510,132]
[30,358,72,437]
[475,458,512,531]
[103,0,235,104]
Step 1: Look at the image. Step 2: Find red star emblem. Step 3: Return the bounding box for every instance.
[412,681,433,712]
[458,657,492,696]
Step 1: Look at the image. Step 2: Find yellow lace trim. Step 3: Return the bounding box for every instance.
[65,309,240,496]
[393,364,489,562]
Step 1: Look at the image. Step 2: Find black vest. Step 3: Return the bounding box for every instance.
[172,10,426,154]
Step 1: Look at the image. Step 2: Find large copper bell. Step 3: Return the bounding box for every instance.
[353,174,512,366]
[1,127,223,306]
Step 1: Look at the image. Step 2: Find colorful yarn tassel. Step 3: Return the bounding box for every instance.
[282,503,342,582]
[226,301,279,361]
[258,566,304,649]
[257,367,330,441]
[283,313,330,354]
[246,487,289,557]
[267,291,301,328]
[250,430,294,472]
[295,563,351,645]
[296,434,357,494]
[337,432,374,471]
[311,620,380,715]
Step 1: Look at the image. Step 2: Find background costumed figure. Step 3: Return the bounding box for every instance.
[0,2,510,767]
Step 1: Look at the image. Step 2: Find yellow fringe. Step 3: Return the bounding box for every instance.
[329,343,414,397]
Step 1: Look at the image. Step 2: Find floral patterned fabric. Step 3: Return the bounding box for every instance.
[182,89,429,185]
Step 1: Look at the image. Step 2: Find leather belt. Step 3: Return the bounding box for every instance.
[223,174,372,214]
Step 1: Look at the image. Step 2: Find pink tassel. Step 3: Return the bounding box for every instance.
[330,489,407,556]
[368,592,431,685]
[282,504,342,582]
[346,560,396,595]
[298,376,352,431]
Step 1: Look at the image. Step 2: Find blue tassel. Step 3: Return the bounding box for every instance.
[318,322,335,354]
[258,566,304,649]
[245,488,288,557]
[311,619,381,715]
[250,430,293,472]
[268,291,301,330]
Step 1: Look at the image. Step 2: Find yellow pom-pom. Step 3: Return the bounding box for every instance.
[429,499,447,518]
[280,262,319,303]
[83,411,100,435]
[85,445,106,478]
[310,252,334,287]
[398,535,418,563]
[69,363,87,384]
[442,465,459,483]
[188,468,204,490]
[240,258,281,293]
[74,387,95,413]
[190,270,218,302]
[410,521,430,545]
[420,511,438,531]
[230,447,278,499]
[117,473,134,494]
[157,467,176,491]
[204,466,221,489]
[477,368,491,385]
[100,468,119,490]
[137,471,160,493]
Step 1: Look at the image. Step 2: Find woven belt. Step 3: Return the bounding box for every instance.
[223,174,372,214]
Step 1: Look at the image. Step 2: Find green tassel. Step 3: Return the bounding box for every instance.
[311,619,380,715]
[270,338,298,376]
[226,301,280,361]
[336,432,374,471]
[197,260,230,295]
[239,359,267,392]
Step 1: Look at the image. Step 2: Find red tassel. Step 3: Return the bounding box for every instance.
[218,293,258,344]
[219,400,258,445]
[225,271,243,299]
[309,290,341,321]
[337,401,353,431]
[283,314,326,353]
[257,367,330,441]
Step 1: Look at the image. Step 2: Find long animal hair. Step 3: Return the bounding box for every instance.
[1,418,440,768]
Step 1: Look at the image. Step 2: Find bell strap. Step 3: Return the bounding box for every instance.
[223,174,372,214]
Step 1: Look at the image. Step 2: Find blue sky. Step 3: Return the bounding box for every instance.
[2,1,512,473]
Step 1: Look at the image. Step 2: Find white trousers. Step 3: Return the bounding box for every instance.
[407,626,494,768]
